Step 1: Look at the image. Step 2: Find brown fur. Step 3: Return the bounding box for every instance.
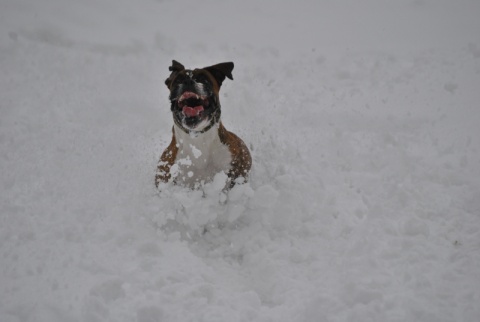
[155,127,178,186]
[218,123,252,187]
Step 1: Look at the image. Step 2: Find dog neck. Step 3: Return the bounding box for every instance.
[173,116,218,135]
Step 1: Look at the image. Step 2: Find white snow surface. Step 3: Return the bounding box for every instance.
[1,0,480,321]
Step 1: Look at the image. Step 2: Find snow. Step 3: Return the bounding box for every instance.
[1,0,480,321]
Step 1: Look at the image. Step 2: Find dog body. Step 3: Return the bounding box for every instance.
[156,60,251,189]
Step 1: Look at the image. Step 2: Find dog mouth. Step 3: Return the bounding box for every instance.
[173,91,214,130]
[177,92,210,118]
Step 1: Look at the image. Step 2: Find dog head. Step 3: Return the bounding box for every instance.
[165,60,234,133]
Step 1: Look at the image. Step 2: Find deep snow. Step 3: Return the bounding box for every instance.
[1,0,480,321]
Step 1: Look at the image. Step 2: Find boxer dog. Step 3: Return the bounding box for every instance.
[155,60,251,189]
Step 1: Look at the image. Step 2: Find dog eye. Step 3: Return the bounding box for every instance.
[194,74,209,83]
[173,75,186,84]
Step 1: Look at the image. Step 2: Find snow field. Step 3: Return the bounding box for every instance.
[1,0,480,321]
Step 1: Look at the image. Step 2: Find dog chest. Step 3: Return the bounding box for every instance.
[172,124,232,185]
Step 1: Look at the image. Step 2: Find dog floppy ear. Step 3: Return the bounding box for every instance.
[203,62,234,87]
[165,60,185,87]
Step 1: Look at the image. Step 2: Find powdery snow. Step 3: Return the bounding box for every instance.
[1,0,480,321]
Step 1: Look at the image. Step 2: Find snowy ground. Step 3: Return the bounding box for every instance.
[1,0,480,321]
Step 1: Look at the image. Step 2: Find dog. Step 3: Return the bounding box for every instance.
[155,60,251,189]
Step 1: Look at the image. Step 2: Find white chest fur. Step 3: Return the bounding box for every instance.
[171,123,232,187]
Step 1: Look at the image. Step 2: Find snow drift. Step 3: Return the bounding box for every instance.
[1,0,480,321]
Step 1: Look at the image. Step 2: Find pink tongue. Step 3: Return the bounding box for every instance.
[183,105,204,117]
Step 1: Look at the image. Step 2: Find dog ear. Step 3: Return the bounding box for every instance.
[203,62,234,87]
[165,60,185,87]
[169,60,185,72]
